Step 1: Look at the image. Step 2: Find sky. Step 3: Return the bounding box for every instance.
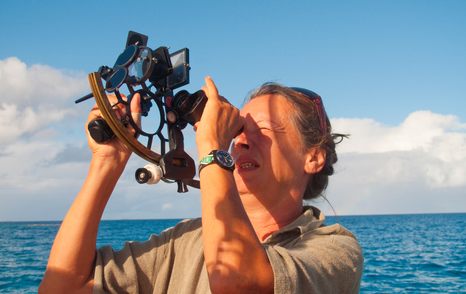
[0,0,465,221]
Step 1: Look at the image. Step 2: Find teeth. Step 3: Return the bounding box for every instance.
[240,162,256,169]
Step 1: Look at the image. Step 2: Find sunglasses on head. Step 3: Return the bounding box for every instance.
[290,87,328,135]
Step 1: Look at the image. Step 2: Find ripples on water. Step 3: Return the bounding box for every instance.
[327,213,466,293]
[0,214,464,293]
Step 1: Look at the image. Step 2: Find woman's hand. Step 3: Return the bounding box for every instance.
[195,77,243,157]
[86,93,141,165]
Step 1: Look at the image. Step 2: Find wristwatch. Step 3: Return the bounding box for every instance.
[198,150,235,174]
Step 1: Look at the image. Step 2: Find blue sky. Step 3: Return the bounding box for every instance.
[1,1,465,220]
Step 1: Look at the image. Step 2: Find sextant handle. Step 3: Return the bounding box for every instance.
[88,118,115,143]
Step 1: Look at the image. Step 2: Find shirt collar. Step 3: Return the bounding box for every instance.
[263,206,325,244]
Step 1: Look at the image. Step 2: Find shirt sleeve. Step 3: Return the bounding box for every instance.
[92,219,202,294]
[265,225,363,294]
[93,232,170,294]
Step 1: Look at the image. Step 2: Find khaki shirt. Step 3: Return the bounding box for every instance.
[94,207,363,293]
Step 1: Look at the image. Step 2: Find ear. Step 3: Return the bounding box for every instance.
[304,148,326,174]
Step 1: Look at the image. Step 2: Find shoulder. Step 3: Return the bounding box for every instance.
[298,207,361,257]
[264,210,363,293]
[304,223,363,269]
[161,217,203,239]
[305,222,361,251]
[272,221,362,269]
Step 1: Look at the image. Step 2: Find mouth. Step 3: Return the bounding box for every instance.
[236,158,260,171]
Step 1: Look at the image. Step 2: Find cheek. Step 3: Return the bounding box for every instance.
[269,137,306,172]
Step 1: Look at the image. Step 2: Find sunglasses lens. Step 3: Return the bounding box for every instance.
[290,87,321,100]
[290,87,328,133]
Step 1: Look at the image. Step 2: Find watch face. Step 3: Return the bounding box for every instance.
[215,150,235,168]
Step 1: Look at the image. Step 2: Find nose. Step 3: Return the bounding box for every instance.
[233,130,249,150]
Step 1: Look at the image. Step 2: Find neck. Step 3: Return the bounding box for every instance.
[240,191,303,242]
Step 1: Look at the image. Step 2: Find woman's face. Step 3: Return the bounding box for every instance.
[231,94,313,203]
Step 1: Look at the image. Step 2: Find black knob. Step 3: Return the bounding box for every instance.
[135,168,151,184]
[88,118,115,143]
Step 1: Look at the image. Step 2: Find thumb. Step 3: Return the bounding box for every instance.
[202,76,220,101]
[130,93,142,127]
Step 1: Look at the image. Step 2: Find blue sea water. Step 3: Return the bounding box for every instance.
[0,213,465,293]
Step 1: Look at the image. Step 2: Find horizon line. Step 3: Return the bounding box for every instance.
[1,210,465,223]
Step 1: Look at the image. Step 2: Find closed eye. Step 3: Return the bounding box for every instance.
[257,126,286,133]
[250,119,287,133]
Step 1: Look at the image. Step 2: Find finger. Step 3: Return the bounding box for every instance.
[88,103,102,122]
[202,83,229,105]
[217,95,229,103]
[89,94,123,121]
[109,94,126,117]
[203,76,220,101]
[107,94,117,103]
[130,93,142,127]
[236,116,246,137]
[90,103,100,112]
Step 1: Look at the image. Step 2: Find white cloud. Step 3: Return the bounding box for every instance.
[0,103,70,143]
[332,111,466,154]
[0,57,93,220]
[0,57,87,106]
[0,57,88,145]
[331,111,466,188]
[315,112,466,216]
[322,151,465,216]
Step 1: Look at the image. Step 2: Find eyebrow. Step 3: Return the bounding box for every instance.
[255,119,287,132]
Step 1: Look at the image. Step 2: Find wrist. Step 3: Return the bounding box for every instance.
[198,150,235,175]
[198,144,221,160]
[90,155,128,174]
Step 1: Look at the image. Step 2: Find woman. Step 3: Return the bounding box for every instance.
[40,77,363,293]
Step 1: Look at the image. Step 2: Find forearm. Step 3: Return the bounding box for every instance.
[40,158,127,292]
[200,165,273,293]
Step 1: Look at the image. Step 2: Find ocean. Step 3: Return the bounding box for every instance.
[0,213,465,293]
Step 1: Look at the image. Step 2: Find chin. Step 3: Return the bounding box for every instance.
[235,177,266,197]
[234,174,252,195]
[234,179,248,194]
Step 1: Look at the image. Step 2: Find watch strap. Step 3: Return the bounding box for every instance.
[198,150,234,175]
